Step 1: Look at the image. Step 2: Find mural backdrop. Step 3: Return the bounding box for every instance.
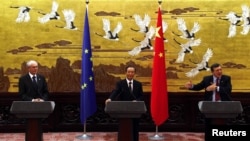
[1,0,250,93]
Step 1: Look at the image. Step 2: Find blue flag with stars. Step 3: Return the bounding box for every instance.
[80,7,97,124]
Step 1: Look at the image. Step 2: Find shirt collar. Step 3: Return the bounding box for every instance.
[126,78,133,84]
[213,75,220,81]
[29,73,36,78]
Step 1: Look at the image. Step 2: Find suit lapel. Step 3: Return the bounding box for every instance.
[26,74,33,85]
[122,79,131,93]
[36,75,41,89]
[219,75,225,85]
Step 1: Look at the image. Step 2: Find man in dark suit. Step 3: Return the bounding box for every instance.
[184,63,232,141]
[18,60,49,102]
[105,65,144,141]
[184,63,232,101]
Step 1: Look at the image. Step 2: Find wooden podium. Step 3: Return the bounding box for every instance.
[10,101,55,141]
[105,101,147,141]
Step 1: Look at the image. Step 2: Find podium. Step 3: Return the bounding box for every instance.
[10,101,55,141]
[198,101,243,119]
[105,101,147,141]
[198,101,243,140]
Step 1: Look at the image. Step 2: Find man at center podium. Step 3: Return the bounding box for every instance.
[105,65,144,141]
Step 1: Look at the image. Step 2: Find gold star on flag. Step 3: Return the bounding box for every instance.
[158,52,163,58]
[155,26,161,38]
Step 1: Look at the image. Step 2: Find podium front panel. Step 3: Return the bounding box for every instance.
[105,101,147,118]
[10,101,55,118]
[198,101,243,118]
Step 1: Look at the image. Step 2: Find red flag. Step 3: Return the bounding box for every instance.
[150,7,169,126]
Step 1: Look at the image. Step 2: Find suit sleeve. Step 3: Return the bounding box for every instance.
[190,77,207,91]
[40,76,49,101]
[109,81,122,100]
[219,76,232,101]
[136,82,144,101]
[18,77,33,101]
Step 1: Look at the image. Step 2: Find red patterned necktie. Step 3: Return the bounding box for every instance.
[215,78,221,101]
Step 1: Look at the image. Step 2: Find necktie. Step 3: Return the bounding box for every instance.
[215,78,220,101]
[129,81,132,94]
[32,76,38,87]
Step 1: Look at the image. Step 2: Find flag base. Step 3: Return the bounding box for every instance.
[75,134,92,140]
[148,134,164,140]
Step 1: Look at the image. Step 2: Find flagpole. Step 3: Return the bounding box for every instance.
[76,121,93,140]
[148,126,164,140]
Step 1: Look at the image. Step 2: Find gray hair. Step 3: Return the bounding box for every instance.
[26,60,38,67]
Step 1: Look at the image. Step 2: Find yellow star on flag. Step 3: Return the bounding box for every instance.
[85,49,89,54]
[81,83,87,90]
[89,76,93,81]
[155,26,161,38]
[158,52,163,58]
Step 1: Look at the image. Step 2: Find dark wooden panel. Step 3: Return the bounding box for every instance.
[0,92,249,132]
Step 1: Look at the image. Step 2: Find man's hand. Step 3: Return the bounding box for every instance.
[105,99,111,105]
[206,83,217,91]
[184,80,193,89]
[32,98,44,102]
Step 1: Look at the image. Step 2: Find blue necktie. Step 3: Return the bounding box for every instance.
[32,76,38,87]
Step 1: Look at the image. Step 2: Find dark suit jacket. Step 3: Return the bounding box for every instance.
[190,75,232,101]
[18,73,49,101]
[109,79,143,101]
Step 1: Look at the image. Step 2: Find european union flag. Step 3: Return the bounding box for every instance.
[80,8,97,124]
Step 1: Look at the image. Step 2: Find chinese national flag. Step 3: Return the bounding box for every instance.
[150,7,169,126]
